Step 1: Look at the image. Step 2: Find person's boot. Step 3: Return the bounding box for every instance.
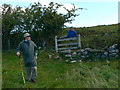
[30,79,36,83]
[25,79,30,82]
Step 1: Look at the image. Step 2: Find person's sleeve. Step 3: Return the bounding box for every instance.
[74,30,77,36]
[67,30,70,38]
[16,43,22,53]
[34,43,38,56]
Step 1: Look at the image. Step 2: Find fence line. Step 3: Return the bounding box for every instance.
[2,40,18,51]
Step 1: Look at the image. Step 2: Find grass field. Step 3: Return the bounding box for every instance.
[2,50,119,88]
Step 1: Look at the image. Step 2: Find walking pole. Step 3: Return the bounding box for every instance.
[18,56,26,87]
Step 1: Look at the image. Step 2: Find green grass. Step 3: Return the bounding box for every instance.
[75,24,118,49]
[2,50,119,88]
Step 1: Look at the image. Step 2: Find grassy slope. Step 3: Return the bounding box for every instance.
[2,50,119,88]
[75,24,118,49]
[2,24,119,88]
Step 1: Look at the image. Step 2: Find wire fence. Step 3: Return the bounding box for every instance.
[2,40,20,51]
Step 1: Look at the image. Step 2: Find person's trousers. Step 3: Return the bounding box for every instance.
[25,66,37,80]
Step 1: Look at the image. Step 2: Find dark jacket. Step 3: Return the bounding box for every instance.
[17,40,38,67]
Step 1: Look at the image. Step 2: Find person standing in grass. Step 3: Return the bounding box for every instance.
[16,33,38,83]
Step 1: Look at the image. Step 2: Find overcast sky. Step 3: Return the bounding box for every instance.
[1,0,119,27]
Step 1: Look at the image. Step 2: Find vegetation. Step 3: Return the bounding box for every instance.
[2,22,119,89]
[2,50,119,88]
[2,1,119,50]
[76,24,118,49]
[2,2,83,49]
[1,1,119,89]
[57,24,118,50]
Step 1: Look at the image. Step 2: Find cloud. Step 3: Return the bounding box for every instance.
[1,0,119,3]
[58,4,75,14]
[41,0,119,3]
[1,0,39,3]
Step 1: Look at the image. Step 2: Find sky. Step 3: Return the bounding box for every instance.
[0,0,119,27]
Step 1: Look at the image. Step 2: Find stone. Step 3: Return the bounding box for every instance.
[83,51,88,55]
[116,49,119,53]
[85,48,92,51]
[65,60,69,62]
[109,49,116,53]
[72,52,77,55]
[65,54,71,57]
[71,60,77,63]
[81,49,85,52]
[48,55,52,59]
[109,53,117,57]
[104,52,108,56]
[81,56,85,58]
[55,56,59,59]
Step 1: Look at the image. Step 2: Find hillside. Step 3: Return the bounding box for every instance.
[2,24,119,89]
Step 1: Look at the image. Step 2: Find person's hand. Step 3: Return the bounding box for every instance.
[36,56,38,59]
[16,52,20,56]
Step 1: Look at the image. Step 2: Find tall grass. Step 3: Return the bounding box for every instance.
[75,24,118,49]
[2,50,119,88]
[2,24,119,88]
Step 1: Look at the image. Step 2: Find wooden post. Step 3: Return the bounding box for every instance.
[8,39,10,51]
[55,36,58,52]
[78,34,81,48]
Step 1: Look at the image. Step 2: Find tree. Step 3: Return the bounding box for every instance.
[2,4,24,50]
[27,2,83,47]
[2,2,84,49]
